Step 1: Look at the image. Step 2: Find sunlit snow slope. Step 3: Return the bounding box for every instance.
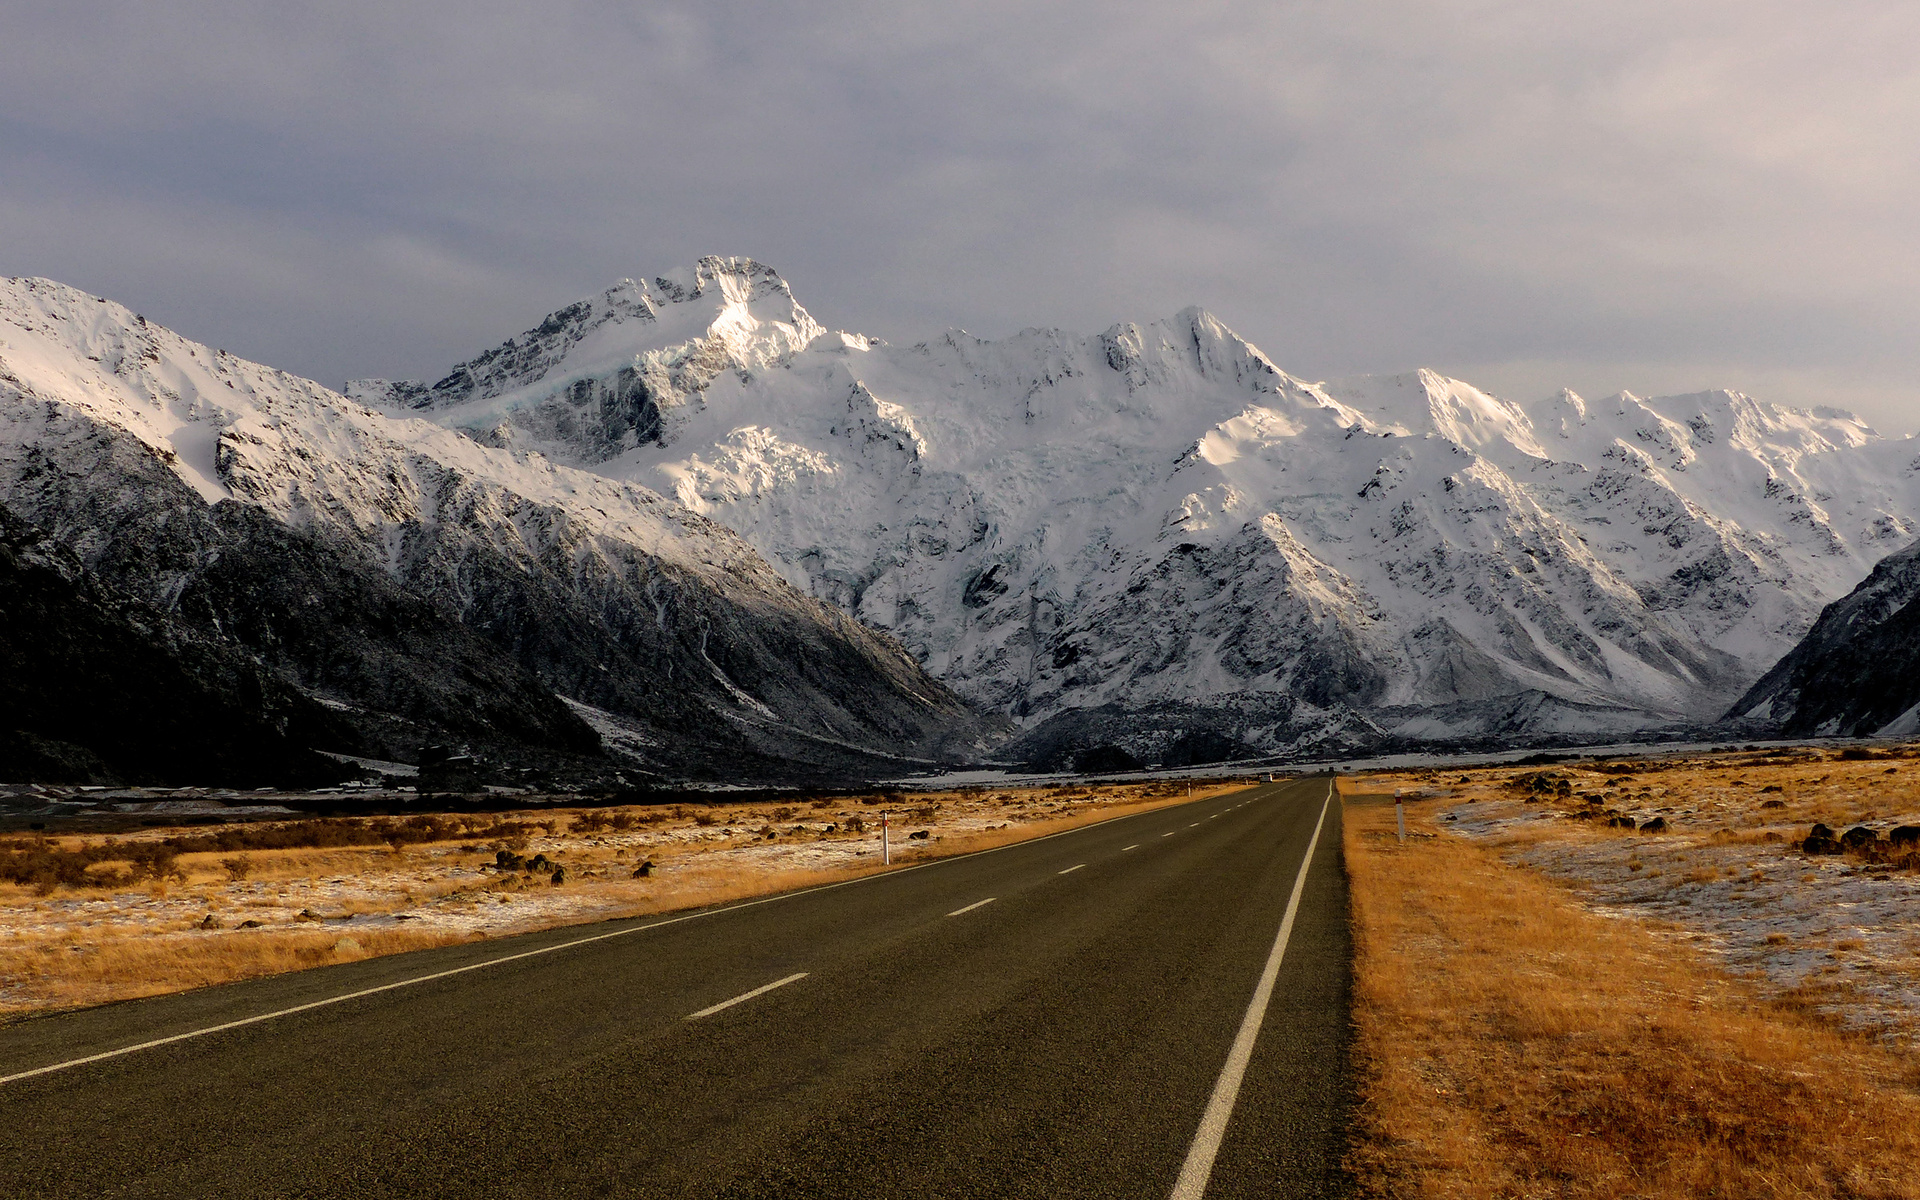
[356,257,1920,762]
[0,275,982,782]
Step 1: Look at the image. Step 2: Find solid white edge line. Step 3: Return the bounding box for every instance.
[1057,864,1085,875]
[3,780,1269,1088]
[946,897,996,917]
[1169,777,1334,1200]
[683,972,809,1021]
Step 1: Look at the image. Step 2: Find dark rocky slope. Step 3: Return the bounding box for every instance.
[1730,538,1920,737]
[0,502,356,786]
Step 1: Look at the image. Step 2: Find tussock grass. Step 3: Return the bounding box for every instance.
[7,925,469,1011]
[1,776,1247,1017]
[1343,777,1920,1198]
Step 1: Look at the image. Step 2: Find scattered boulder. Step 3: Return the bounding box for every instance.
[1639,817,1668,833]
[1890,826,1920,848]
[295,908,321,922]
[632,859,654,878]
[1802,824,1843,855]
[909,829,931,840]
[200,913,220,930]
[332,936,362,955]
[1760,798,1787,809]
[238,919,264,928]
[1607,814,1637,829]
[1842,826,1879,850]
[550,867,565,886]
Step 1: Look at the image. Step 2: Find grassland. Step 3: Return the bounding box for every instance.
[1344,744,1920,1198]
[0,777,1237,1017]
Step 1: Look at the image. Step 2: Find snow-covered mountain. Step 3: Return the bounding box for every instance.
[355,257,1920,763]
[0,275,985,783]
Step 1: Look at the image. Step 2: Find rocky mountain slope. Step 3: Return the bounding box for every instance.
[1730,540,1920,738]
[355,257,1920,763]
[0,276,986,784]
[0,501,353,786]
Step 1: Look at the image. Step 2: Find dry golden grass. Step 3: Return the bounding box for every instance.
[6,925,470,1011]
[0,777,1244,1018]
[1342,776,1920,1198]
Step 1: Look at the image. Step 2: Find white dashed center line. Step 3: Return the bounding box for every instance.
[1162,831,1177,838]
[946,897,996,917]
[1058,864,1085,875]
[684,973,809,1021]
[1122,844,1140,851]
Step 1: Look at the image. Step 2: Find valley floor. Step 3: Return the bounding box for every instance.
[1345,744,1920,1197]
[0,779,1230,1017]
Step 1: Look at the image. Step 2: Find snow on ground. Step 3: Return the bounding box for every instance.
[0,780,1212,1013]
[1392,748,1920,1041]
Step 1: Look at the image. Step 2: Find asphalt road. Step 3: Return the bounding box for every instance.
[0,775,1352,1199]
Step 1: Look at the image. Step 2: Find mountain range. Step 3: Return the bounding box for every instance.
[353,257,1920,765]
[5,257,1917,784]
[0,274,983,785]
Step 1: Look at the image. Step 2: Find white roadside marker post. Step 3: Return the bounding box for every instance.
[1395,788,1406,844]
[882,810,891,865]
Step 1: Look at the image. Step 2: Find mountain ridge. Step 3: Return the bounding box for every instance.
[0,273,988,784]
[353,257,1920,763]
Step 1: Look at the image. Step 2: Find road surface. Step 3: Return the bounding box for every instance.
[0,775,1351,1198]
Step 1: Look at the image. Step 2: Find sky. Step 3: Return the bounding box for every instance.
[4,2,1918,432]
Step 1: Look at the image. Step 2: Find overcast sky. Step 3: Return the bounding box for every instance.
[5,2,1918,431]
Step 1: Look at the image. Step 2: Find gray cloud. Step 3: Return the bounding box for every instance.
[4,1,1917,428]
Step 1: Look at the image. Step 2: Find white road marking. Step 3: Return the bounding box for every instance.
[1162,831,1177,838]
[1188,823,1201,828]
[946,897,996,917]
[1058,864,1085,875]
[1122,844,1140,851]
[684,972,809,1021]
[1170,778,1333,1200]
[1,779,1251,1088]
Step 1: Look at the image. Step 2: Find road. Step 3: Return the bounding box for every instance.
[0,775,1351,1199]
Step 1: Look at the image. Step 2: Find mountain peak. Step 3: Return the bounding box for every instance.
[652,255,794,306]
[345,257,828,439]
